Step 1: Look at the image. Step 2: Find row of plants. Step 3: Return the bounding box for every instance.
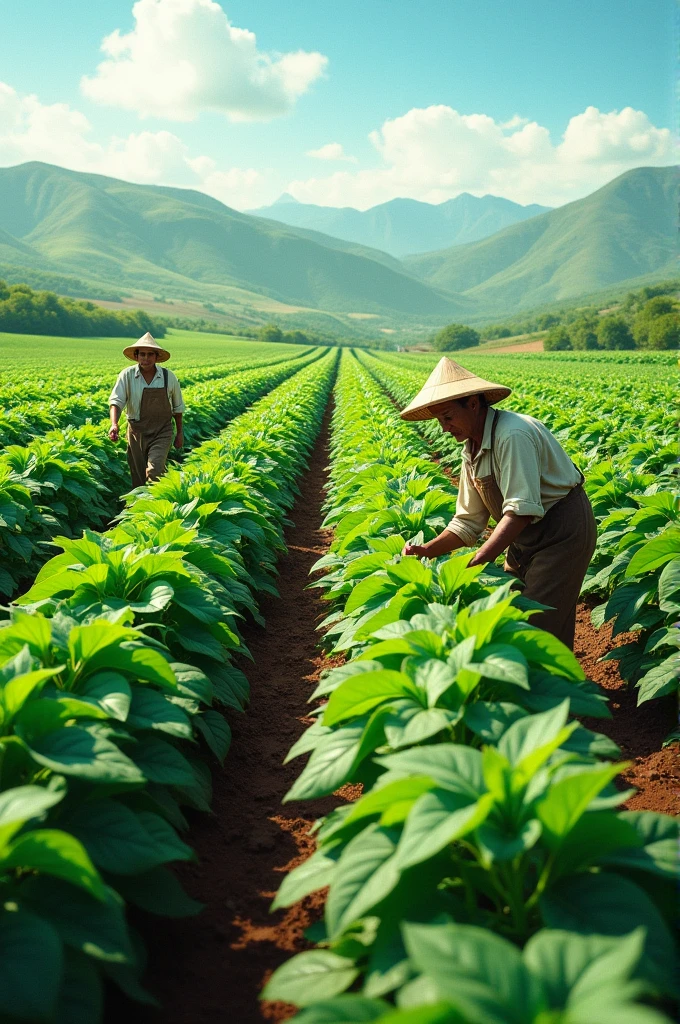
[0,347,317,447]
[0,349,326,599]
[358,351,679,716]
[0,349,338,1022]
[262,350,678,1023]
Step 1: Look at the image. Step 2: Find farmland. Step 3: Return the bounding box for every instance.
[0,333,677,1024]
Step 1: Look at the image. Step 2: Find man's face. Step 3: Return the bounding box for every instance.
[433,398,482,442]
[136,349,157,370]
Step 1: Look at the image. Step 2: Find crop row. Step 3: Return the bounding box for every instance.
[262,350,678,1024]
[0,349,338,1023]
[0,347,317,447]
[0,348,326,600]
[358,351,680,721]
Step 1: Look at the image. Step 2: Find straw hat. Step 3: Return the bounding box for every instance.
[400,357,511,421]
[123,332,170,362]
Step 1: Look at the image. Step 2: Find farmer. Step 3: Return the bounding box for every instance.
[400,357,596,649]
[108,332,184,489]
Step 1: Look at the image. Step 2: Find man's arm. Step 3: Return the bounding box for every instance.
[468,512,532,566]
[109,405,121,441]
[403,529,466,558]
[173,412,184,449]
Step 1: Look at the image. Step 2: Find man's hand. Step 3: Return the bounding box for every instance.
[173,431,184,450]
[402,543,428,557]
[108,425,119,442]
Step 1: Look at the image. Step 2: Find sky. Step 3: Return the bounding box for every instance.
[0,0,676,211]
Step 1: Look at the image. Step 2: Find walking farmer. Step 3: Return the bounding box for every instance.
[400,357,597,650]
[108,332,185,489]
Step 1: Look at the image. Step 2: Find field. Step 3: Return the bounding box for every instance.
[0,334,677,1024]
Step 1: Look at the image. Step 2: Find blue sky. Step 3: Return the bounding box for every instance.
[0,0,675,210]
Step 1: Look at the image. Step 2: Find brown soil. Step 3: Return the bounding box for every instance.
[113,403,348,1024]
[575,603,679,814]
[479,339,544,353]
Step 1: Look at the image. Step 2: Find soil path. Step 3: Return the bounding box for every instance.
[125,403,346,1024]
[575,604,678,815]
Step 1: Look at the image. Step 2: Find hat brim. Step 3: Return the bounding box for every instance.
[400,380,511,421]
[123,344,170,362]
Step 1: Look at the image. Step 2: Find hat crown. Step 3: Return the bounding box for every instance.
[425,357,477,389]
[137,332,158,346]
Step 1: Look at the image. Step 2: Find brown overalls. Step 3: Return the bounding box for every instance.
[471,409,597,649]
[126,368,174,489]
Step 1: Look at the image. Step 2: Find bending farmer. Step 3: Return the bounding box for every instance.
[400,357,596,650]
[108,332,184,489]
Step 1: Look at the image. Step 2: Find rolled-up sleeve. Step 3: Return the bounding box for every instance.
[497,430,544,520]
[109,371,128,411]
[445,463,490,546]
[168,372,185,414]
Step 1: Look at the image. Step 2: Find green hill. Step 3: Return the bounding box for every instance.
[0,162,467,319]
[404,166,677,314]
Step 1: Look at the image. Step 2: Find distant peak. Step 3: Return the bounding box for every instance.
[272,192,300,206]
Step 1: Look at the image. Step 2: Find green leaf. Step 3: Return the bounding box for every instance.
[272,845,341,911]
[20,875,135,963]
[636,655,679,705]
[376,745,484,798]
[396,790,493,869]
[126,687,193,739]
[131,736,196,786]
[25,726,145,783]
[537,762,627,850]
[658,557,680,611]
[626,530,680,577]
[291,995,390,1023]
[2,830,107,900]
[0,782,65,843]
[54,950,104,1024]
[0,907,62,1021]
[262,950,359,1007]
[498,700,574,772]
[79,672,132,722]
[2,666,64,719]
[323,670,422,727]
[114,865,203,917]
[498,625,585,680]
[326,825,400,939]
[194,710,231,762]
[540,872,679,996]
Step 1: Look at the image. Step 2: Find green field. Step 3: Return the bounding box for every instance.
[0,326,307,372]
[0,340,677,1024]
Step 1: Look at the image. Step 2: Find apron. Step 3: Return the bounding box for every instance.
[470,409,597,649]
[126,368,174,489]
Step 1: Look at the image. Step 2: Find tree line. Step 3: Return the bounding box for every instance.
[0,282,167,338]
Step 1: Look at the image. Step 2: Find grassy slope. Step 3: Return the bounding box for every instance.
[0,162,467,318]
[404,167,677,314]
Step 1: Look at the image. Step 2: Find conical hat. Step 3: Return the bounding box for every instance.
[123,332,171,362]
[400,357,511,421]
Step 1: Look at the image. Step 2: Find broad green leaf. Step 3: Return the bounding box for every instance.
[498,625,585,680]
[272,845,341,911]
[291,995,390,1023]
[131,736,196,786]
[396,790,493,869]
[262,950,359,1007]
[323,671,422,727]
[114,864,203,917]
[376,745,484,798]
[0,782,65,842]
[79,672,132,722]
[126,687,193,739]
[0,908,62,1021]
[194,709,231,762]
[25,726,145,783]
[326,825,400,939]
[2,830,107,900]
[626,530,680,577]
[537,762,628,849]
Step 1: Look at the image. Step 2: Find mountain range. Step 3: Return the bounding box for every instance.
[0,161,675,330]
[250,192,551,257]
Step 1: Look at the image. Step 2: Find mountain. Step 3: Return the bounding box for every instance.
[249,193,551,257]
[0,162,468,319]
[404,166,678,314]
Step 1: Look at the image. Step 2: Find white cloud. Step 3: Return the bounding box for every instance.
[306,142,357,163]
[286,104,674,209]
[80,0,328,121]
[0,81,271,209]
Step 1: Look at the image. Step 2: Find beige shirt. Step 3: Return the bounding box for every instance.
[446,408,581,547]
[109,365,184,421]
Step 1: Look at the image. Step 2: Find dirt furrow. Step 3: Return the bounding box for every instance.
[120,403,347,1024]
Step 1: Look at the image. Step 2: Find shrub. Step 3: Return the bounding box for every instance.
[646,312,680,350]
[544,325,572,351]
[597,315,635,350]
[570,317,600,350]
[433,323,481,351]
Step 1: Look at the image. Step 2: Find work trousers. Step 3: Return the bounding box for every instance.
[126,421,173,489]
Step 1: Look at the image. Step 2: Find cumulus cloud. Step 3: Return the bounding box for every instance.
[286,104,674,209]
[306,142,357,163]
[80,0,328,121]
[0,81,270,209]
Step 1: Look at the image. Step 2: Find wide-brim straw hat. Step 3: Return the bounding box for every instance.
[400,356,511,421]
[123,332,170,362]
